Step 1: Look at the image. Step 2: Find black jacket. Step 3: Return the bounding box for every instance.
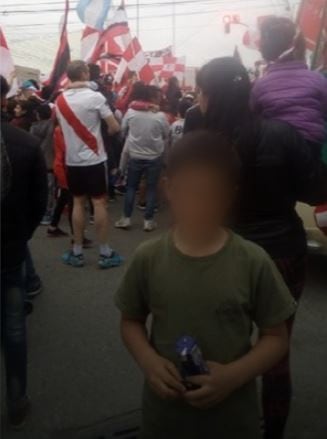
[184,108,327,258]
[1,120,48,269]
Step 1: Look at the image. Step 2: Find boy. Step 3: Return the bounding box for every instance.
[169,97,193,147]
[115,131,296,439]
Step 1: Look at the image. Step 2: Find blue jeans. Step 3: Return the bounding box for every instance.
[1,263,27,406]
[124,157,162,220]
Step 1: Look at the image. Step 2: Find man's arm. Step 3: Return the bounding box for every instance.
[104,114,120,136]
[185,324,288,409]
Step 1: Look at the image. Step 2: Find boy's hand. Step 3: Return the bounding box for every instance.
[184,361,240,409]
[143,354,186,400]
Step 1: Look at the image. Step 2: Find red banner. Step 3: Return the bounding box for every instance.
[297,0,326,50]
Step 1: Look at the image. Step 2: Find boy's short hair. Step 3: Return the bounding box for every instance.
[178,98,193,118]
[167,130,240,183]
[66,60,89,82]
[36,104,52,120]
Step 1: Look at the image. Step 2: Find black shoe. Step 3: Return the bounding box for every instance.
[8,396,31,430]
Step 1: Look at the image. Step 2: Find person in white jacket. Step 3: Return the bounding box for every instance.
[116,84,169,232]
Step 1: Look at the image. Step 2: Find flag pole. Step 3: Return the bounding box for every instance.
[172,0,176,55]
[136,0,140,38]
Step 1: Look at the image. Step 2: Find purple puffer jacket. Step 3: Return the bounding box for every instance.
[251,61,327,144]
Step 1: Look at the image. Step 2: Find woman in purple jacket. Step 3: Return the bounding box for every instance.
[251,16,327,152]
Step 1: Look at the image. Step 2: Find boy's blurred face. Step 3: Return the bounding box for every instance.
[166,163,235,235]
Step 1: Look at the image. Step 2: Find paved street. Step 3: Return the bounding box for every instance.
[1,201,327,439]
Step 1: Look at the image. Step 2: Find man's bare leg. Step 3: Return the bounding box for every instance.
[92,196,111,254]
[72,196,86,253]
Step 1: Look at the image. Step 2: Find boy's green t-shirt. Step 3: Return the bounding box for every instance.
[115,232,296,439]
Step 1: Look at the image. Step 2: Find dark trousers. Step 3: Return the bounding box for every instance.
[1,263,27,407]
[25,246,40,294]
[263,254,306,439]
[124,157,162,220]
[51,188,73,233]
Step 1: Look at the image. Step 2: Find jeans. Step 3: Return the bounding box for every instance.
[45,172,56,217]
[1,263,27,406]
[124,157,162,220]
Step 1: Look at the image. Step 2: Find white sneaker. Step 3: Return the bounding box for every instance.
[115,217,131,229]
[144,220,157,232]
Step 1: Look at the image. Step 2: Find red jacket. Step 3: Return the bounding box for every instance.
[53,126,68,189]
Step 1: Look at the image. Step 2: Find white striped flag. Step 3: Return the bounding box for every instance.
[81,26,101,62]
[90,5,131,63]
[77,0,111,30]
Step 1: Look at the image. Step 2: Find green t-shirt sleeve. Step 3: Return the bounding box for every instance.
[115,245,150,319]
[252,252,297,329]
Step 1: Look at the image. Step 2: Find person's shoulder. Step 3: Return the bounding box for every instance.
[134,234,167,260]
[231,233,270,265]
[2,121,40,150]
[156,111,169,122]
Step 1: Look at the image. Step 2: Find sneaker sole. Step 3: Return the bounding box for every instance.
[98,261,123,269]
[62,258,85,268]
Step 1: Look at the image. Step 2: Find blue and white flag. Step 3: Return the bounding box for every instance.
[77,0,111,30]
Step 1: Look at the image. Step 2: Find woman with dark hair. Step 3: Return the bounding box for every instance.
[165,76,182,116]
[190,56,327,439]
[251,16,327,150]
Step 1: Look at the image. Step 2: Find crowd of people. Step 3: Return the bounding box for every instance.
[1,15,327,439]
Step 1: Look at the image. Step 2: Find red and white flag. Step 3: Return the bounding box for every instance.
[0,27,15,81]
[146,46,173,73]
[96,57,120,74]
[115,37,154,84]
[0,27,18,97]
[46,0,71,97]
[90,6,131,63]
[161,56,186,82]
[81,26,101,62]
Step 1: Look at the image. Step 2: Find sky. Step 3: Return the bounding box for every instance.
[0,0,301,72]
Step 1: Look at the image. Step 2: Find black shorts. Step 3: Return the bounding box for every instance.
[67,162,107,198]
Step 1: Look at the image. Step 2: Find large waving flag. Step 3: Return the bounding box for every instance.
[77,0,111,30]
[46,0,70,97]
[0,27,15,81]
[90,5,131,63]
